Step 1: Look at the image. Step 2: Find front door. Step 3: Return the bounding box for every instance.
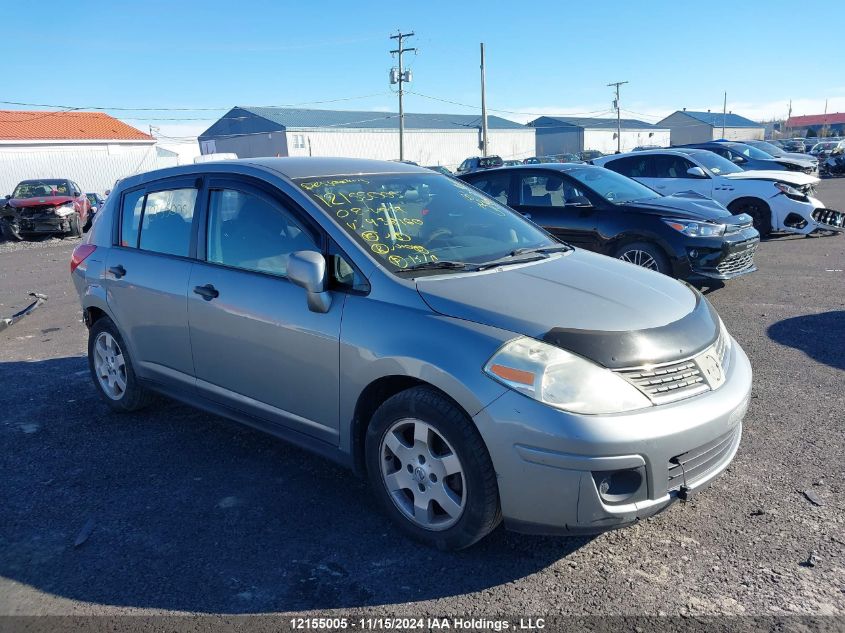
[640,154,713,198]
[511,171,599,249]
[187,178,343,444]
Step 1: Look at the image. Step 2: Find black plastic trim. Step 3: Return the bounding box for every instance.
[542,292,720,369]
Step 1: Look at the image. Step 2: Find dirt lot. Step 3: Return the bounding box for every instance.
[1,181,844,619]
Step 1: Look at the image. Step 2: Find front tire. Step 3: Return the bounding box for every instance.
[365,386,501,550]
[88,317,153,412]
[728,197,772,237]
[67,212,83,238]
[614,241,672,276]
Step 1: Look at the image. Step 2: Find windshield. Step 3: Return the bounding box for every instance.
[736,144,775,159]
[12,180,70,198]
[297,173,556,272]
[750,141,783,155]
[566,167,659,204]
[814,142,838,151]
[689,151,744,175]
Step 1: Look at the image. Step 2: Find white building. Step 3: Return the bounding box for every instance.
[657,110,765,145]
[0,110,175,195]
[529,116,670,155]
[197,107,535,168]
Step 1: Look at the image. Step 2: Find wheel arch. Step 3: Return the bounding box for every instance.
[350,375,475,476]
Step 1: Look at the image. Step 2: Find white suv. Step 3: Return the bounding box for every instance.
[593,149,844,236]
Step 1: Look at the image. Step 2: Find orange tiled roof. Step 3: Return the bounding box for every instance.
[0,110,154,141]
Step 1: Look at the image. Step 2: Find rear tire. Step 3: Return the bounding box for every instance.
[728,197,772,237]
[88,317,154,412]
[365,386,501,550]
[614,241,672,276]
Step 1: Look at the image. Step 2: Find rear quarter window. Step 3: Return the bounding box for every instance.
[119,189,145,248]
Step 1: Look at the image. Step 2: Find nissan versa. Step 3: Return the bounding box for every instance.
[71,158,752,550]
[460,164,760,281]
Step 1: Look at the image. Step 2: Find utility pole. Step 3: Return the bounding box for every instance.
[608,81,628,153]
[721,92,727,139]
[822,98,828,138]
[787,99,792,138]
[389,30,416,161]
[480,43,489,157]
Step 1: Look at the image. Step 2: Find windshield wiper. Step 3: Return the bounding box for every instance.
[394,260,470,274]
[474,244,571,271]
[508,244,572,257]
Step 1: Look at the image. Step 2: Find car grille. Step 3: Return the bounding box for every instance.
[615,329,730,405]
[668,427,738,491]
[716,244,757,275]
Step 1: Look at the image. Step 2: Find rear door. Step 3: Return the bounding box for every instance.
[104,178,200,391]
[187,177,344,444]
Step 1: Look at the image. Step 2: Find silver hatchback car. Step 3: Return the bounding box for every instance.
[71,158,752,550]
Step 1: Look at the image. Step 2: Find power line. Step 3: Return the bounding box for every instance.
[406,90,613,118]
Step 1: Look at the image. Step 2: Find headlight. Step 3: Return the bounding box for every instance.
[483,337,652,415]
[774,182,805,199]
[54,204,76,217]
[662,218,726,237]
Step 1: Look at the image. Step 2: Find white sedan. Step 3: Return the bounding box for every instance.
[593,149,844,236]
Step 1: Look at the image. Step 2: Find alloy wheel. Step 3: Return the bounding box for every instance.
[93,331,127,400]
[619,249,659,271]
[379,418,467,530]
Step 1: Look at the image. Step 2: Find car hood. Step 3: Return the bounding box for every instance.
[8,195,75,208]
[722,170,819,185]
[417,248,699,333]
[415,250,718,367]
[626,193,735,221]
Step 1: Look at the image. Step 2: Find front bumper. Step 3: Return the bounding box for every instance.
[473,339,752,534]
[684,229,760,280]
[2,212,72,235]
[771,195,845,234]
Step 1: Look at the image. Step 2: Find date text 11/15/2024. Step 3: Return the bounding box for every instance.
[289,617,547,630]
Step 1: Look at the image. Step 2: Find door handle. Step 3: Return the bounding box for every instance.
[655,185,666,189]
[108,265,126,278]
[193,284,219,301]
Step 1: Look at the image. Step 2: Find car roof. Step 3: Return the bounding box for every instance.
[115,157,435,191]
[465,163,599,174]
[595,148,711,160]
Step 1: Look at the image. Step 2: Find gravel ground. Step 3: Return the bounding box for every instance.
[0,181,844,620]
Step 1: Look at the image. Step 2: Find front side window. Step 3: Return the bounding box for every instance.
[603,156,651,178]
[467,172,510,204]
[139,188,197,257]
[519,174,567,207]
[652,155,696,179]
[686,151,743,175]
[296,173,555,272]
[206,188,317,276]
[566,167,659,204]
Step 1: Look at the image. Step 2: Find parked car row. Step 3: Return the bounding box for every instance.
[71,156,754,549]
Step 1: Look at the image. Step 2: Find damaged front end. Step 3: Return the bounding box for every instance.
[0,293,48,333]
[1,202,77,238]
[811,208,845,233]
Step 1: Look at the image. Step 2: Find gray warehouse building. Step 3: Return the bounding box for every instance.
[658,110,765,145]
[529,116,670,155]
[197,106,535,167]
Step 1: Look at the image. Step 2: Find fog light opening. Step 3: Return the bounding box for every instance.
[592,467,646,505]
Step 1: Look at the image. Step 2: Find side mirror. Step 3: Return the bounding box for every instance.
[287,250,332,313]
[731,156,745,164]
[4,194,10,199]
[565,195,593,207]
[686,166,707,178]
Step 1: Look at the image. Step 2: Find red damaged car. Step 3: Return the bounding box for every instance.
[1,178,91,240]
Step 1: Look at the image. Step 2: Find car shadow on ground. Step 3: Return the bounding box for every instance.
[0,356,589,614]
[767,311,845,371]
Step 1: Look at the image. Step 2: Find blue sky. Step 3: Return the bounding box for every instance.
[3,0,842,139]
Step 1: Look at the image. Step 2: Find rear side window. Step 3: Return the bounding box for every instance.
[139,189,197,257]
[119,189,145,248]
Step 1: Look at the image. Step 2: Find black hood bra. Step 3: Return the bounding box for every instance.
[542,292,720,369]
